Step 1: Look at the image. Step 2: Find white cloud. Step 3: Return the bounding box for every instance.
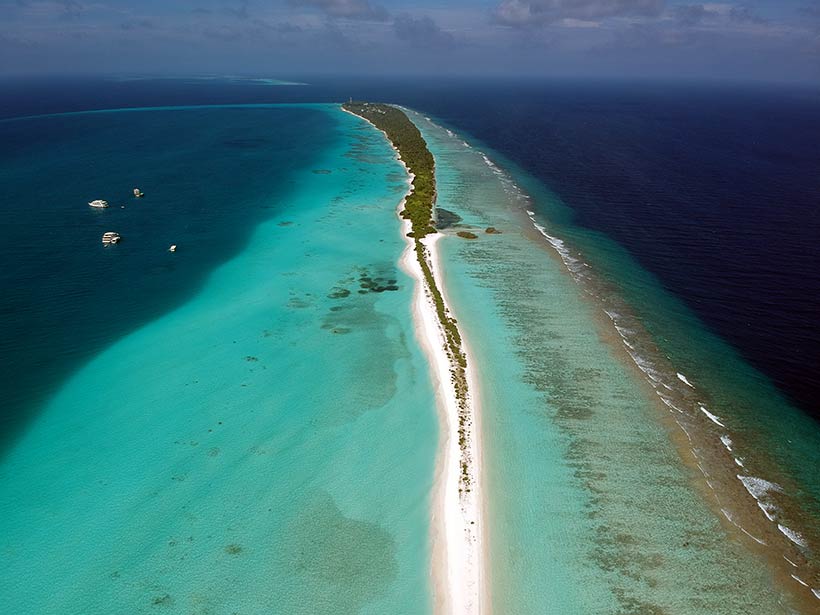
[494,0,665,27]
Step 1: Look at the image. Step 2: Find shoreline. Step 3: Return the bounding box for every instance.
[424,116,820,610]
[400,221,485,615]
[516,206,820,609]
[345,103,820,612]
[403,109,820,612]
[343,104,485,614]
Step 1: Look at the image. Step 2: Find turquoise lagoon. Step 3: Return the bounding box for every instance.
[0,106,438,614]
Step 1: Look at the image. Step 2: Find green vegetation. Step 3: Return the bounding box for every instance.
[343,101,473,491]
[343,102,436,238]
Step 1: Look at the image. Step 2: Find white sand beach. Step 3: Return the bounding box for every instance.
[344,104,485,614]
[395,173,485,615]
[401,228,485,615]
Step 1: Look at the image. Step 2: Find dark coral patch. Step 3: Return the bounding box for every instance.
[224,543,243,555]
[327,288,351,299]
[151,593,174,607]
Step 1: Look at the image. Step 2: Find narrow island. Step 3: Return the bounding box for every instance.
[343,102,483,614]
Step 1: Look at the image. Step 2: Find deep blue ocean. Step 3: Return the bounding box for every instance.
[415,81,820,422]
[2,75,818,436]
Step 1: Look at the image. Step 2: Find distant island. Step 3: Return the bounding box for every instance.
[342,102,436,239]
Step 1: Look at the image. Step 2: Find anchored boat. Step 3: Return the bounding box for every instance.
[102,232,121,245]
[88,199,109,208]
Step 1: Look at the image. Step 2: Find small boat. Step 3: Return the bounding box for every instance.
[89,199,109,208]
[102,232,121,245]
[168,244,177,252]
[133,188,144,198]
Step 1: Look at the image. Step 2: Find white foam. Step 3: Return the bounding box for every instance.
[615,327,637,342]
[530,221,585,274]
[812,588,820,600]
[699,404,725,427]
[480,153,501,173]
[718,438,744,466]
[614,323,635,337]
[677,372,695,388]
[737,475,783,500]
[741,527,768,545]
[720,508,767,545]
[757,501,777,522]
[791,574,809,587]
[657,395,684,413]
[784,555,798,568]
[524,210,575,262]
[778,524,808,547]
[622,339,636,351]
[620,346,660,382]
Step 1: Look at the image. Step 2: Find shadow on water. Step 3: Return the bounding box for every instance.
[0,104,339,455]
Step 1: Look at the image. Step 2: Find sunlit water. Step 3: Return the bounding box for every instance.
[0,105,438,614]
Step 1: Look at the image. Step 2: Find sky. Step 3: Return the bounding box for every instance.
[1,0,818,82]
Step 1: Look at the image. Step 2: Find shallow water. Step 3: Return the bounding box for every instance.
[0,106,438,614]
[409,110,807,613]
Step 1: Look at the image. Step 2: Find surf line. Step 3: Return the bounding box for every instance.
[343,102,485,615]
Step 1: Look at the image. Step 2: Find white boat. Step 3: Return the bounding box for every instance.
[133,188,144,198]
[89,199,109,208]
[168,244,177,252]
[102,232,121,245]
